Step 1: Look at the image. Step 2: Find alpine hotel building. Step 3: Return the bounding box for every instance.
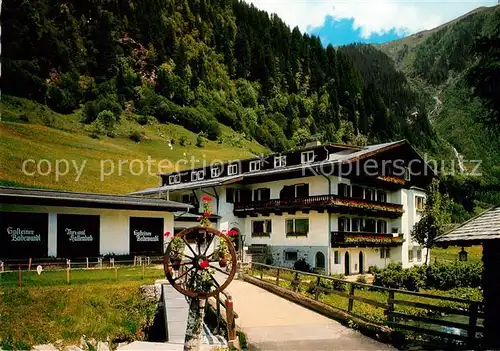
[133,140,433,275]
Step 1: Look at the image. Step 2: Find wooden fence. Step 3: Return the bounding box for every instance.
[249,262,484,346]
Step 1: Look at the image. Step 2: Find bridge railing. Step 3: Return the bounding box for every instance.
[248,262,484,347]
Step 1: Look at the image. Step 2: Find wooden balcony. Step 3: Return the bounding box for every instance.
[233,195,404,218]
[331,231,405,247]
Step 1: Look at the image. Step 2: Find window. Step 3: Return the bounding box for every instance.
[334,250,340,264]
[191,170,205,181]
[338,217,350,232]
[301,150,315,164]
[280,184,309,199]
[352,218,362,232]
[416,196,425,211]
[404,167,411,181]
[295,184,309,198]
[417,249,422,262]
[377,190,387,203]
[286,218,309,236]
[211,165,221,178]
[380,248,391,259]
[225,188,241,203]
[408,249,414,262]
[274,155,286,168]
[352,185,364,199]
[228,164,238,175]
[252,220,272,236]
[285,251,298,261]
[364,219,376,232]
[169,174,181,184]
[377,220,388,234]
[365,188,375,201]
[249,160,261,172]
[253,188,270,202]
[338,183,351,197]
[391,227,400,234]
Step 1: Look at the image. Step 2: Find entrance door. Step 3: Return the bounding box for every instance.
[359,251,364,274]
[344,252,350,275]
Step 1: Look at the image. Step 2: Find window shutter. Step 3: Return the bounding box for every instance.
[226,188,234,203]
[262,188,271,201]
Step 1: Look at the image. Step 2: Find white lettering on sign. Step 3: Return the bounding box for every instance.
[65,228,93,242]
[134,229,159,242]
[7,227,41,242]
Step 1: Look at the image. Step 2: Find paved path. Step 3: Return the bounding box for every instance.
[222,277,395,350]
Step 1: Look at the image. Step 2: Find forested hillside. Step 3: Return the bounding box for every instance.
[380,5,500,214]
[2,0,436,152]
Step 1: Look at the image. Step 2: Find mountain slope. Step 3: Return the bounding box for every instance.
[379,5,500,199]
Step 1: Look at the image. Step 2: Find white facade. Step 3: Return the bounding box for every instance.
[1,203,174,257]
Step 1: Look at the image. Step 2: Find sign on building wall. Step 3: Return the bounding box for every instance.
[129,217,164,255]
[0,212,49,258]
[57,214,100,257]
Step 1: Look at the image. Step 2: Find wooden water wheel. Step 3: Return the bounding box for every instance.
[163,226,237,299]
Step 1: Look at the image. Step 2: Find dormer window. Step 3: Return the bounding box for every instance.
[228,164,238,176]
[191,170,205,181]
[301,151,315,164]
[249,160,261,172]
[211,165,221,178]
[274,156,286,168]
[169,174,181,185]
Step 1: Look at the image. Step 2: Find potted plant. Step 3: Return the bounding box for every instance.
[170,236,185,271]
[215,239,230,267]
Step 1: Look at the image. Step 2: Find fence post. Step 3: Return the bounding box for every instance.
[315,276,321,301]
[0,261,4,273]
[66,267,70,284]
[260,267,263,280]
[28,258,32,271]
[86,257,89,269]
[387,290,395,322]
[467,302,478,347]
[18,265,22,287]
[347,283,355,313]
[111,258,115,268]
[142,263,145,279]
[134,255,137,266]
[276,268,280,286]
[225,295,236,342]
[67,259,71,270]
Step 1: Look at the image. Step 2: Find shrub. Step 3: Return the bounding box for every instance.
[129,130,145,142]
[179,135,187,146]
[196,133,206,147]
[83,95,122,123]
[356,275,368,284]
[368,265,380,274]
[293,258,311,273]
[19,114,29,122]
[331,274,347,292]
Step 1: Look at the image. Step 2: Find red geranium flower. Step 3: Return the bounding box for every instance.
[227,229,239,237]
[201,195,212,202]
[199,259,209,269]
[164,231,171,237]
[203,211,212,217]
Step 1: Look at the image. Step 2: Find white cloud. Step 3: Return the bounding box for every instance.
[243,0,496,38]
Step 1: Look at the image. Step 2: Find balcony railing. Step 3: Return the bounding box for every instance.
[331,231,405,247]
[233,194,404,217]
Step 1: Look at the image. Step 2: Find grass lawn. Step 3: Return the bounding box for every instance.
[0,266,165,350]
[431,245,483,264]
[1,95,267,194]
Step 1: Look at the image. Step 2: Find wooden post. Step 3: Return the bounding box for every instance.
[142,263,145,279]
[28,258,32,271]
[260,267,263,280]
[348,283,355,313]
[467,301,478,347]
[215,294,221,333]
[66,267,70,284]
[315,276,321,301]
[226,296,236,342]
[111,258,114,268]
[387,290,395,322]
[67,259,71,270]
[86,257,89,269]
[276,268,280,286]
[1,261,4,273]
[134,255,137,266]
[18,265,22,287]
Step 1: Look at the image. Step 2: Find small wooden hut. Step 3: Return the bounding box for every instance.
[435,206,500,348]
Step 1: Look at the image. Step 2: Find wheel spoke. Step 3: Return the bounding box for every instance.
[187,268,198,291]
[170,249,195,260]
[174,265,195,282]
[209,274,221,289]
[209,264,230,276]
[203,233,215,256]
[182,237,197,257]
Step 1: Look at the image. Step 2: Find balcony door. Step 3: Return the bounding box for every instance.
[359,251,364,274]
[280,184,309,199]
[344,252,350,275]
[338,217,350,232]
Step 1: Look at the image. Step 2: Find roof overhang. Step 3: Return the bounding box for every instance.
[0,187,192,212]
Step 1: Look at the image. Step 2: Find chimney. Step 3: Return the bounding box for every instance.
[305,140,321,148]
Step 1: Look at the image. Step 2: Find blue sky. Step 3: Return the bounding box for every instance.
[244,1,497,46]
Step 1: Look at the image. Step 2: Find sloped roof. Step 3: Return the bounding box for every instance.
[436,206,500,245]
[0,186,192,212]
